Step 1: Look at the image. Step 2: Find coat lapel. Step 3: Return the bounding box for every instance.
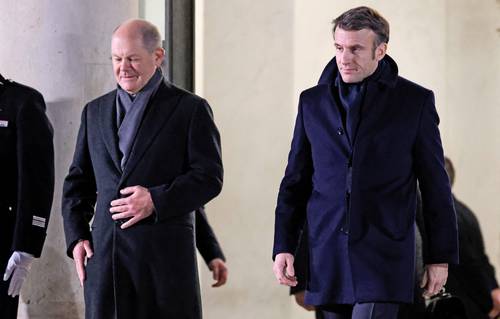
[99,91,122,174]
[356,81,392,144]
[119,81,183,184]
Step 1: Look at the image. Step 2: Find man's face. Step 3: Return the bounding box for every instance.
[111,34,164,94]
[334,28,386,83]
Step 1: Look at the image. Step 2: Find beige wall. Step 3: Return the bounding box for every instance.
[444,0,500,277]
[200,1,499,318]
[199,1,306,318]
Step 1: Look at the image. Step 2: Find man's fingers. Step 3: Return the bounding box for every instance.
[3,265,14,282]
[218,268,228,286]
[420,270,428,288]
[120,186,137,196]
[212,266,227,287]
[110,197,129,207]
[110,205,130,214]
[9,279,21,297]
[273,254,297,287]
[111,211,134,221]
[83,241,94,259]
[7,278,15,296]
[75,257,86,287]
[285,260,295,278]
[279,276,298,286]
[120,216,140,229]
[212,265,219,281]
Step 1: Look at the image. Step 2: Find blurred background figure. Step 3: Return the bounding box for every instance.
[196,207,228,288]
[443,157,500,319]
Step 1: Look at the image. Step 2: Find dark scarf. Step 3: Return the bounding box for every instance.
[116,68,163,170]
[334,59,386,145]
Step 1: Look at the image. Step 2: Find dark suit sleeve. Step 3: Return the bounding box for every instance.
[62,104,97,257]
[149,99,223,221]
[11,90,54,258]
[273,94,312,259]
[413,92,458,264]
[195,206,225,265]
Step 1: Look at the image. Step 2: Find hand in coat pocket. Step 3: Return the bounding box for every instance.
[109,185,155,229]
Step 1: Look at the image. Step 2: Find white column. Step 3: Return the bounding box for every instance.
[0,1,138,318]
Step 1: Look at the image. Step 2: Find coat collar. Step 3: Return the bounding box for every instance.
[99,91,121,173]
[99,79,184,179]
[318,54,399,88]
[119,80,183,183]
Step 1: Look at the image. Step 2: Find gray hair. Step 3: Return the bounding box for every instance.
[113,20,162,53]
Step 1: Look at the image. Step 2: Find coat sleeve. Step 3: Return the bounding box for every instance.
[195,206,226,265]
[413,91,459,264]
[149,99,223,221]
[12,90,54,258]
[62,104,97,257]
[273,94,312,259]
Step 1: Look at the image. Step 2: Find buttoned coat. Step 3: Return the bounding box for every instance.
[273,56,458,306]
[62,80,223,319]
[0,75,54,318]
[0,75,54,260]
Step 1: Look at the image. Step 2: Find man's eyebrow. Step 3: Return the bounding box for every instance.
[334,43,366,49]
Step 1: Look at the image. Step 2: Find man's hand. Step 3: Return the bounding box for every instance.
[293,290,315,311]
[489,288,500,319]
[3,251,35,297]
[72,240,93,286]
[110,186,154,229]
[273,253,297,286]
[208,258,228,287]
[420,263,448,298]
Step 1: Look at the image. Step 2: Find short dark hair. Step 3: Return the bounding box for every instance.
[332,6,390,46]
[444,156,455,186]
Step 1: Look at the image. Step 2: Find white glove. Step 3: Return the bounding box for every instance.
[3,251,35,297]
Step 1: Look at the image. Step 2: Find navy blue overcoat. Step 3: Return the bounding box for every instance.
[273,55,458,305]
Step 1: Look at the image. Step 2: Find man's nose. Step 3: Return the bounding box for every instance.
[340,50,353,64]
[121,59,132,70]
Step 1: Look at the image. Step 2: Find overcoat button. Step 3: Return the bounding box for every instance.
[337,128,344,135]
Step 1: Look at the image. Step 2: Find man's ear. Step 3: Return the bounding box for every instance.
[154,47,165,67]
[375,43,387,61]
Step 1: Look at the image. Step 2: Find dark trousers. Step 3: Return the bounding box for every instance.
[0,265,19,319]
[1,228,19,319]
[320,303,399,319]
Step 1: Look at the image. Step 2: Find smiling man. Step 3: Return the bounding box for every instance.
[272,7,458,319]
[62,19,223,319]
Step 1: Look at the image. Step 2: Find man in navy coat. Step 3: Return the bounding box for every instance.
[272,7,458,319]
